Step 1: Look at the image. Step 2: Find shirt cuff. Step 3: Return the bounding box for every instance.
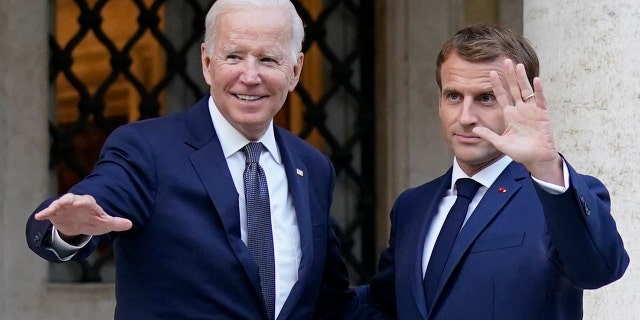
[530,159,570,195]
[47,226,92,261]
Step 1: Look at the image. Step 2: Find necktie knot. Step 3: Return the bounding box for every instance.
[455,178,481,201]
[243,142,262,164]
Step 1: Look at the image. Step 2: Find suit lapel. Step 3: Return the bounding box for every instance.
[184,98,262,296]
[430,163,528,310]
[272,127,311,319]
[403,172,452,319]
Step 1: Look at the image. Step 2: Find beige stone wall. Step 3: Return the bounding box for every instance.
[525,0,640,318]
[0,1,116,319]
[1,1,52,318]
[375,0,460,250]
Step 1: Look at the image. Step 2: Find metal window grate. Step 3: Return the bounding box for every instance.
[49,0,376,284]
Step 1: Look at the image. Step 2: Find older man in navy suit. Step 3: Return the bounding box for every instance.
[26,0,354,319]
[357,24,629,320]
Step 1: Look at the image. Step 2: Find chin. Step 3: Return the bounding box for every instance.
[454,151,490,165]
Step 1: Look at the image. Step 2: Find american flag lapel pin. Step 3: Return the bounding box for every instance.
[297,168,304,177]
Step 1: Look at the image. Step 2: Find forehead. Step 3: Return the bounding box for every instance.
[440,53,505,90]
[216,8,290,47]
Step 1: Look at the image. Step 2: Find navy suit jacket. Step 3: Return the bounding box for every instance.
[364,161,629,320]
[26,97,354,319]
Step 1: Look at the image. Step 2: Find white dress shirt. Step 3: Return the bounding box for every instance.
[208,97,300,318]
[421,155,570,276]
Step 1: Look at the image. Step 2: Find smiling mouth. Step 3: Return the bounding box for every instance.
[235,94,262,101]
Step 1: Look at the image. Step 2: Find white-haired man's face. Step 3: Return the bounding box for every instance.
[201,7,303,140]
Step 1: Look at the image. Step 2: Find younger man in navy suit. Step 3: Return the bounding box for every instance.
[359,24,629,320]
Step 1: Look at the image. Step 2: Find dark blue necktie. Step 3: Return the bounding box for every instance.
[424,178,481,309]
[243,142,275,320]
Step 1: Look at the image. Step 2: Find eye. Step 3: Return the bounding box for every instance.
[226,54,241,62]
[478,94,496,105]
[447,92,461,101]
[260,56,279,65]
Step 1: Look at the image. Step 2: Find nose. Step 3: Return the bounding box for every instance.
[458,99,477,125]
[239,59,262,84]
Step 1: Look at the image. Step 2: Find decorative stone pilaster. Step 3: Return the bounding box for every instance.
[0,1,115,319]
[525,1,640,318]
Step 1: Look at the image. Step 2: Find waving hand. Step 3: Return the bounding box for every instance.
[473,59,564,185]
[35,193,132,238]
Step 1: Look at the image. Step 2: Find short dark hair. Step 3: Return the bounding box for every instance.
[436,24,539,89]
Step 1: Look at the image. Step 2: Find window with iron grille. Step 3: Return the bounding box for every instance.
[49,0,375,284]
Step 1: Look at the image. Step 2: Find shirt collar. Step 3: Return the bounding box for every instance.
[451,155,513,189]
[207,97,281,164]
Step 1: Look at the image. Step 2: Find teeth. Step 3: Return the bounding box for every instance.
[236,94,260,101]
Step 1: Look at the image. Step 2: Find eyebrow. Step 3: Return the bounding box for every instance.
[441,88,458,96]
[441,88,495,96]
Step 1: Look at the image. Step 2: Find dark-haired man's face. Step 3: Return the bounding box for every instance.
[438,53,508,176]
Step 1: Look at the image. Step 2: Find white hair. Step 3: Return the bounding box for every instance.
[203,0,305,62]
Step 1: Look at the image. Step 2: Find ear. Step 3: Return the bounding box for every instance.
[288,52,304,91]
[201,43,213,86]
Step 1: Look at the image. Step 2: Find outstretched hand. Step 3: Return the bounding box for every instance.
[473,59,564,185]
[34,193,132,238]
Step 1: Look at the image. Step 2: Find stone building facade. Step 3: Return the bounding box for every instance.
[1,0,637,319]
